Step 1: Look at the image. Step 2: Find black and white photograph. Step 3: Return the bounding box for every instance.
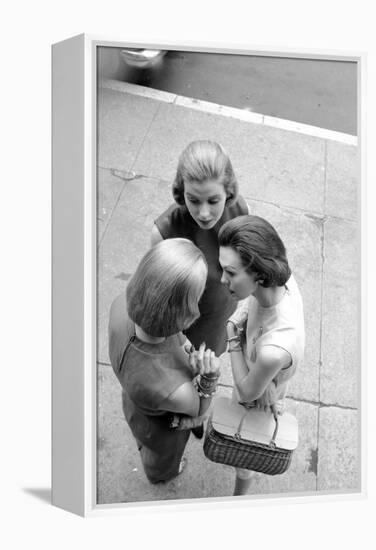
[95,45,360,505]
[5,1,376,547]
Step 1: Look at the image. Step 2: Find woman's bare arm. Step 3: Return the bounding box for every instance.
[227,298,249,329]
[229,344,290,403]
[159,344,220,419]
[161,381,213,418]
[161,381,202,417]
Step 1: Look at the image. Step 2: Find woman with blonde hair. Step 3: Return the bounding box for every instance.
[152,140,249,356]
[109,238,220,483]
[218,215,305,495]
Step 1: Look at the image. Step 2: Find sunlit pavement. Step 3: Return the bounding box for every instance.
[96,80,359,505]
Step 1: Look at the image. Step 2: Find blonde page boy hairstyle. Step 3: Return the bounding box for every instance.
[126,238,208,337]
[172,140,239,207]
[218,215,291,288]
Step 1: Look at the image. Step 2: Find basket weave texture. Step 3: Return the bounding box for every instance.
[203,418,293,475]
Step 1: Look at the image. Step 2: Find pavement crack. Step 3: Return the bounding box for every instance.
[287,394,357,410]
[129,102,163,173]
[246,196,325,219]
[111,168,145,181]
[318,402,358,411]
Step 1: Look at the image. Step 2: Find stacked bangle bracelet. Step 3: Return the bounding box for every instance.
[194,374,219,398]
[226,335,243,353]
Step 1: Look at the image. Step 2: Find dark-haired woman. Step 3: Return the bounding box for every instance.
[218,215,305,495]
[108,238,220,484]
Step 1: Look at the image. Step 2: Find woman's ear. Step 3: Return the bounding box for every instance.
[225,190,236,205]
[254,273,265,286]
[172,174,187,206]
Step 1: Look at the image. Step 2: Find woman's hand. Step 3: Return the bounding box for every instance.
[226,316,246,341]
[255,380,278,412]
[185,342,220,378]
[226,318,246,353]
[226,320,238,339]
[175,414,208,430]
[196,342,220,378]
[184,343,201,375]
[227,300,248,336]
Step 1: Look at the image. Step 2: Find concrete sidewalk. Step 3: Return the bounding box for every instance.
[96,80,360,505]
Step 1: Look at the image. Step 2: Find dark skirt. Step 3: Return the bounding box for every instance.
[122,391,190,483]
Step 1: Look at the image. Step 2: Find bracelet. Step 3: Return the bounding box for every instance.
[227,320,244,332]
[198,374,219,392]
[200,372,220,385]
[226,319,239,329]
[228,347,243,353]
[199,372,219,382]
[197,387,216,398]
[194,376,217,398]
[226,335,241,343]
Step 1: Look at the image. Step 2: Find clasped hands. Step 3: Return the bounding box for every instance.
[184,341,220,378]
[176,342,220,431]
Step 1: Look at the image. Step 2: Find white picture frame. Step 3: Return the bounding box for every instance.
[52,34,365,517]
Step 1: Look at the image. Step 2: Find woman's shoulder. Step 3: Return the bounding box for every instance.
[129,344,194,403]
[283,275,304,324]
[130,335,190,370]
[286,274,302,299]
[225,195,249,218]
[108,293,135,372]
[109,292,129,334]
[154,203,191,238]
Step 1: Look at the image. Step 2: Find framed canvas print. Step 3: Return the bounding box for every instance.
[52,34,364,517]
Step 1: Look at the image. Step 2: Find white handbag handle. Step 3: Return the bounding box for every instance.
[235,404,279,448]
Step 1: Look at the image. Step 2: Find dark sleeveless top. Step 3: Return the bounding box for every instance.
[154,196,249,354]
[108,293,194,481]
[109,293,193,416]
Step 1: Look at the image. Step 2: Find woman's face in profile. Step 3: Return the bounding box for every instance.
[219,246,258,300]
[184,178,227,230]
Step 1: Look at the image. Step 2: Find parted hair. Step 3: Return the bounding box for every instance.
[126,238,208,337]
[172,140,239,207]
[218,215,291,287]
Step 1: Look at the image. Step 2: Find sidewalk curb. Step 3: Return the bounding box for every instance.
[100,78,357,146]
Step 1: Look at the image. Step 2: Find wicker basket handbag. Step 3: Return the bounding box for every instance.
[203,396,298,475]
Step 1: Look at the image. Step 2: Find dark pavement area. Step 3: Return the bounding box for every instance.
[118,51,357,135]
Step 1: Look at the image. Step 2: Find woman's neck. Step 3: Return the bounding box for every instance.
[135,324,166,344]
[254,284,287,308]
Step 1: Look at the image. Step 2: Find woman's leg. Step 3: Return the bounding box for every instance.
[233,468,255,496]
[139,429,190,483]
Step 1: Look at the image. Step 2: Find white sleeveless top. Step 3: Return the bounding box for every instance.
[236,275,305,402]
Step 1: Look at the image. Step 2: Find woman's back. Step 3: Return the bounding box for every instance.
[109,292,193,416]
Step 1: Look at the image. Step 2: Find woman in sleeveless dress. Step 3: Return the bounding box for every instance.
[218,215,305,495]
[108,238,220,484]
[152,140,249,356]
